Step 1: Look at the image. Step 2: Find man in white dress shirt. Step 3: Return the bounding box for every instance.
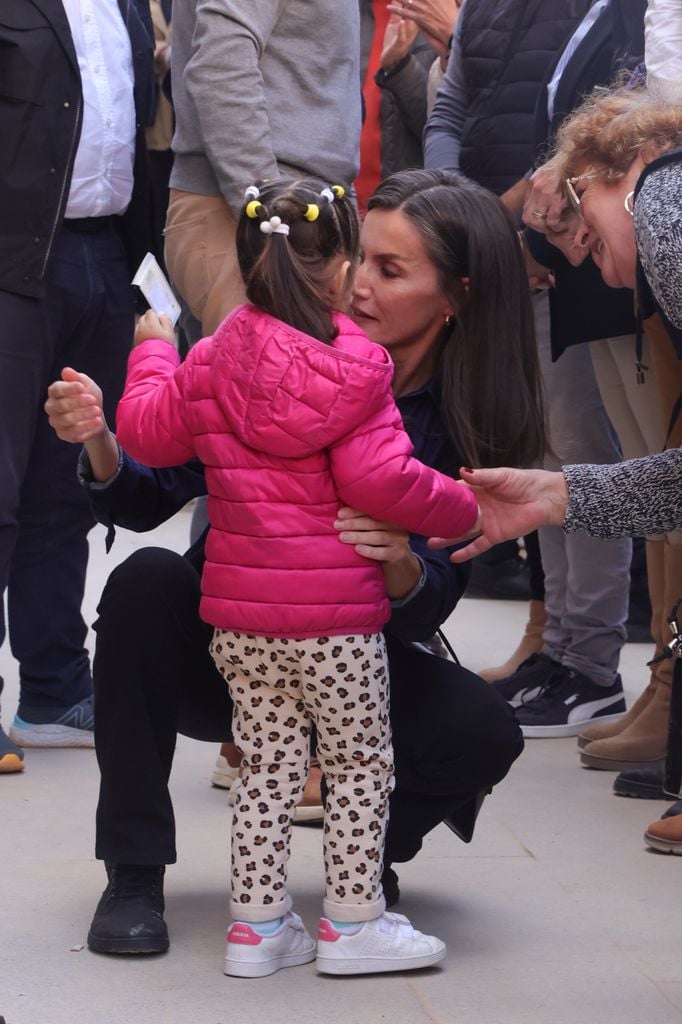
[0,0,154,773]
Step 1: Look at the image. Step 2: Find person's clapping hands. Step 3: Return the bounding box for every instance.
[428,466,569,562]
[386,0,461,57]
[381,11,419,71]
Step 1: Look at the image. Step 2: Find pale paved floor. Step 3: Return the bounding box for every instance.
[2,506,681,1024]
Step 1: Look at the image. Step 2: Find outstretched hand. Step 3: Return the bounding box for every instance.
[428,467,569,562]
[45,367,105,443]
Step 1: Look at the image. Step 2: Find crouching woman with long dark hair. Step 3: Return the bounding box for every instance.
[44,169,544,956]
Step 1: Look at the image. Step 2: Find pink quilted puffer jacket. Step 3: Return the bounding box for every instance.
[116,305,478,637]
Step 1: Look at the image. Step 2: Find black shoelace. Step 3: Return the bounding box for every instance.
[109,867,162,902]
[518,668,564,707]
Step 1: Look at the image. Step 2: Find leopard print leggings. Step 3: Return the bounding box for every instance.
[211,630,394,923]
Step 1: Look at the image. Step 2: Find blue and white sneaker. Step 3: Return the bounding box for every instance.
[515,667,626,738]
[10,695,94,748]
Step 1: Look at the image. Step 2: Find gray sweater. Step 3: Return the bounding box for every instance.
[564,449,682,538]
[170,0,361,213]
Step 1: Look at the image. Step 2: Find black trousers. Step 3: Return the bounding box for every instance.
[0,225,134,711]
[93,548,524,865]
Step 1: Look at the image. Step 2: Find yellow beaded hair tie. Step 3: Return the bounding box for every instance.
[304,204,320,222]
[320,185,345,205]
[246,200,262,218]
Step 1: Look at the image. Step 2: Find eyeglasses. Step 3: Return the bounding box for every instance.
[564,173,597,219]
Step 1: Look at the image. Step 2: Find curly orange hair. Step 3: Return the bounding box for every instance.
[552,86,682,183]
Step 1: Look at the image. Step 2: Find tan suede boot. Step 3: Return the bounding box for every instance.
[576,679,657,750]
[480,600,546,683]
[580,538,682,770]
[579,683,670,770]
[644,813,682,854]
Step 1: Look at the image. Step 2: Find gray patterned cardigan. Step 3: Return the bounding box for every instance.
[563,157,682,540]
[563,449,682,538]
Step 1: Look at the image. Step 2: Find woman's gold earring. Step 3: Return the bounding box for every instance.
[624,191,635,216]
[444,313,453,328]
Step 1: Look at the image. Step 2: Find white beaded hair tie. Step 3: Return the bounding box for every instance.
[244,184,260,200]
[260,215,289,236]
[320,188,335,204]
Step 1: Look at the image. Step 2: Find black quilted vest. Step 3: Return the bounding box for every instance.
[458,0,593,194]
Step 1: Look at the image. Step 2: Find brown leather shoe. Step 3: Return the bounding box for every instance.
[580,680,671,770]
[644,812,682,854]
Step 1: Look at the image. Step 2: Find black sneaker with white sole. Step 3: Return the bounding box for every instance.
[490,653,562,707]
[515,666,626,738]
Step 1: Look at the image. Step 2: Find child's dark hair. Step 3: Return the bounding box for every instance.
[368,169,546,469]
[236,177,359,344]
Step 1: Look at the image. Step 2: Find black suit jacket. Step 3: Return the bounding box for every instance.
[0,0,154,299]
[525,0,646,358]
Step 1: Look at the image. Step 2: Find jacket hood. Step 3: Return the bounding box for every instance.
[210,305,395,458]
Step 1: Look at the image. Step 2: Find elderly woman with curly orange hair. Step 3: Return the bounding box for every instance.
[526,86,682,341]
[438,84,682,855]
[513,86,682,770]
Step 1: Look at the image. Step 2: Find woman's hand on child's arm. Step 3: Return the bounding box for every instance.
[45,367,120,482]
[134,310,175,347]
[334,505,423,600]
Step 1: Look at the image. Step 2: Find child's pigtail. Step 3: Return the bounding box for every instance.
[236,178,358,345]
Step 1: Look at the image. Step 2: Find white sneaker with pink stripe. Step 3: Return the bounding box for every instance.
[316,912,446,975]
[224,912,316,978]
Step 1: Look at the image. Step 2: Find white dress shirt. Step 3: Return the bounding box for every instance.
[62,0,136,219]
[546,0,610,120]
[645,0,682,102]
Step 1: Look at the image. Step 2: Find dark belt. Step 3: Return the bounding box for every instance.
[62,215,114,234]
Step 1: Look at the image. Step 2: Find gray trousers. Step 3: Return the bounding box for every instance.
[535,294,630,686]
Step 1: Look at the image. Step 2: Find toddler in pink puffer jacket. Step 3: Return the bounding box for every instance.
[116,178,480,979]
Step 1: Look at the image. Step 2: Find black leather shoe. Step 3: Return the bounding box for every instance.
[87,864,169,954]
[613,762,667,799]
[381,865,400,908]
[443,790,489,844]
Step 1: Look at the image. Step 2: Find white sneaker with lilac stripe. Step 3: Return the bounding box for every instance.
[224,912,315,978]
[316,912,446,975]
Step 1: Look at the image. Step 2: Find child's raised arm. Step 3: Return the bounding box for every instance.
[116,332,200,469]
[330,402,481,540]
